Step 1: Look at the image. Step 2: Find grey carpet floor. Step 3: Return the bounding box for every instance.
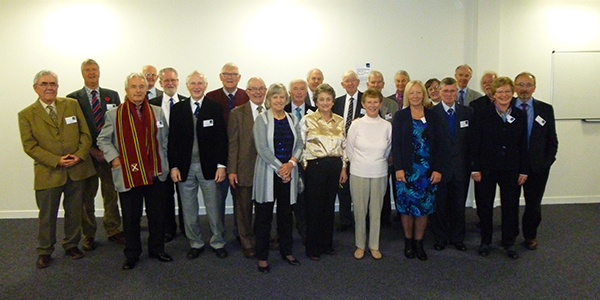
[0,203,599,299]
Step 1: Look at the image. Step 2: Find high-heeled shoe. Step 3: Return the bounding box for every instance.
[281,254,300,266]
[415,239,427,261]
[404,238,415,259]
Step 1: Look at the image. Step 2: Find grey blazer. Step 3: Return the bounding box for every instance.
[97,103,169,192]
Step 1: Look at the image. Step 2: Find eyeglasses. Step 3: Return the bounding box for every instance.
[516,83,535,88]
[221,73,240,77]
[36,82,58,88]
[144,73,157,78]
[247,87,266,92]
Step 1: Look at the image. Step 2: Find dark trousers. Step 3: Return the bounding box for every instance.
[337,164,354,226]
[119,181,165,259]
[234,185,256,250]
[431,177,469,243]
[521,168,550,239]
[305,157,342,256]
[381,165,396,222]
[163,175,185,236]
[254,175,293,261]
[476,169,520,247]
[293,170,307,237]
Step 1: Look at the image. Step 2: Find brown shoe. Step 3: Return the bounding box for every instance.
[354,248,365,260]
[108,232,126,245]
[66,247,85,260]
[243,248,256,259]
[525,239,538,250]
[82,237,96,251]
[36,255,51,268]
[370,249,382,260]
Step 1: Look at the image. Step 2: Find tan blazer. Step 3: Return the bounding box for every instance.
[227,101,257,187]
[18,97,95,190]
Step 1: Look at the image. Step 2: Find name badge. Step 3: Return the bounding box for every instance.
[420,117,427,124]
[360,108,366,115]
[535,115,546,126]
[107,104,117,110]
[506,115,515,123]
[65,116,77,124]
[157,120,164,128]
[385,112,393,120]
[460,120,469,128]
[203,119,214,127]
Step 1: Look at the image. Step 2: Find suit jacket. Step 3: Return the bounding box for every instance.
[66,87,120,149]
[512,98,558,173]
[380,97,399,123]
[304,93,313,107]
[392,108,444,175]
[284,102,316,116]
[332,91,364,122]
[97,102,169,192]
[470,103,529,174]
[460,88,483,106]
[430,103,474,182]
[148,93,187,106]
[18,97,95,190]
[168,97,228,181]
[147,87,163,100]
[227,102,258,187]
[469,95,492,113]
[205,88,250,125]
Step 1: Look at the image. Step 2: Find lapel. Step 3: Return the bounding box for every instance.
[242,102,254,125]
[77,88,94,116]
[354,91,363,117]
[33,100,56,128]
[54,98,66,128]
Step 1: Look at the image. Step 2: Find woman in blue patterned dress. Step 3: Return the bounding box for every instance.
[392,80,444,261]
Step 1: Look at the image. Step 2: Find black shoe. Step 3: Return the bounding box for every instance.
[258,263,270,274]
[149,252,173,262]
[186,247,205,259]
[478,244,490,257]
[282,255,300,266]
[66,247,85,260]
[336,224,352,232]
[36,255,51,269]
[404,238,415,259]
[415,239,427,261]
[212,247,228,259]
[306,253,320,261]
[322,248,336,255]
[122,258,138,270]
[434,241,447,251]
[452,242,467,251]
[505,246,519,259]
[164,232,175,243]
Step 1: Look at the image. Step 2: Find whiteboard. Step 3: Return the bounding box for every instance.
[551,50,600,120]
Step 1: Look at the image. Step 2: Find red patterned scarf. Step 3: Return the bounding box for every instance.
[115,99,161,189]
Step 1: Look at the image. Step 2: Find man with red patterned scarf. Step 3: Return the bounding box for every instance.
[98,73,172,270]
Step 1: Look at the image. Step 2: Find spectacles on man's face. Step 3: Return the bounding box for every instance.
[144,73,157,78]
[247,87,266,92]
[36,82,58,88]
[221,72,240,78]
[516,82,535,88]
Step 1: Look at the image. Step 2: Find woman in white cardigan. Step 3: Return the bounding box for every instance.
[252,83,303,273]
[346,89,392,260]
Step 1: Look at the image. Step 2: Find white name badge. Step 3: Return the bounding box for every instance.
[65,116,77,124]
[360,108,366,115]
[460,120,469,128]
[203,119,214,127]
[535,115,546,126]
[506,115,515,123]
[157,120,164,128]
[420,117,427,124]
[385,112,393,120]
[107,104,117,110]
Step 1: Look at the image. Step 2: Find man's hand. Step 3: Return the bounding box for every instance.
[58,154,81,167]
[396,170,406,182]
[215,168,226,183]
[90,148,105,162]
[471,172,482,182]
[170,168,181,183]
[228,173,238,187]
[111,157,121,169]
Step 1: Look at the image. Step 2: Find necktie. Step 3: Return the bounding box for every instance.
[146,90,151,100]
[257,106,263,114]
[135,104,142,119]
[91,90,103,132]
[47,105,58,127]
[194,102,200,118]
[345,97,354,134]
[446,108,456,138]
[521,102,527,112]
[458,90,465,105]
[169,97,174,108]
[228,93,234,111]
[295,107,302,120]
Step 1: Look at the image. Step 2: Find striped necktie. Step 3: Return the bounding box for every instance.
[91,90,103,132]
[345,97,354,134]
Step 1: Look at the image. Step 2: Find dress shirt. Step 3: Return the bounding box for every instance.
[249,101,264,121]
[441,101,456,114]
[147,87,159,100]
[84,86,98,107]
[161,93,180,125]
[307,90,315,106]
[293,103,305,116]
[301,110,347,168]
[38,99,56,113]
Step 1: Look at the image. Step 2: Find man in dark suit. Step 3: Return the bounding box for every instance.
[513,72,558,250]
[66,59,125,251]
[306,68,324,107]
[227,77,267,258]
[469,71,497,113]
[19,70,96,268]
[332,70,365,232]
[143,65,163,100]
[430,77,474,252]
[149,67,187,242]
[169,71,229,259]
[455,64,483,106]
[388,70,410,111]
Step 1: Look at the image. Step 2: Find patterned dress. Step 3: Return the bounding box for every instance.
[396,119,437,216]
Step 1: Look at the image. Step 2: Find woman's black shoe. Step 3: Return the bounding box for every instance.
[282,255,300,266]
[404,238,415,259]
[415,239,428,261]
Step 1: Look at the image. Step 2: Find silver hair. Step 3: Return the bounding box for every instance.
[33,70,58,85]
[124,72,148,89]
[186,70,208,85]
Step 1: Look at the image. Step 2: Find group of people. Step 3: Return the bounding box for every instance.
[18,60,557,273]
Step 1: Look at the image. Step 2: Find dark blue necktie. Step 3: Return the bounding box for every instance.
[169,97,174,108]
[228,93,234,111]
[194,102,200,118]
[446,108,456,138]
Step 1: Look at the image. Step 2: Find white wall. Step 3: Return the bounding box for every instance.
[1,0,598,218]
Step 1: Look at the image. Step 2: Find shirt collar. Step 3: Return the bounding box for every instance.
[441,101,456,113]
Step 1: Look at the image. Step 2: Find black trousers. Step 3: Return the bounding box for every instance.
[431,177,469,243]
[254,174,293,261]
[521,168,550,239]
[119,180,165,259]
[336,163,354,226]
[162,175,185,236]
[475,169,520,247]
[305,157,342,256]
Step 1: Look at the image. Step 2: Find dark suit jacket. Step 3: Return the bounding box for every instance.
[284,102,316,116]
[470,103,530,174]
[430,103,474,182]
[66,87,120,149]
[304,93,313,107]
[227,102,257,187]
[392,108,444,175]
[168,97,228,181]
[205,88,250,124]
[460,88,483,106]
[148,94,188,106]
[469,95,492,113]
[512,98,558,173]
[332,91,364,121]
[147,87,163,100]
[18,98,96,190]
